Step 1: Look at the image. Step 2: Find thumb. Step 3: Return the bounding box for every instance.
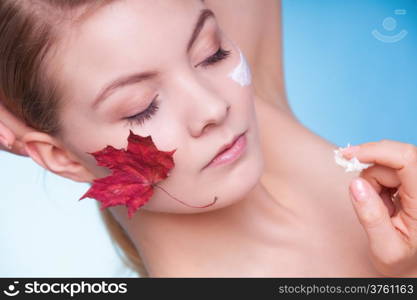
[349,177,405,262]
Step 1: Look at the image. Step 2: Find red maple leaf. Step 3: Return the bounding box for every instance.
[80,130,217,219]
[79,130,176,218]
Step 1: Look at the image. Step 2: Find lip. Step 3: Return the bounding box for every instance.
[203,130,247,169]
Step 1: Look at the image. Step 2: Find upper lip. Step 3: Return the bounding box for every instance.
[203,131,245,169]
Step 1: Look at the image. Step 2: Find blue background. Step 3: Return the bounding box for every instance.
[1,0,416,277]
[283,0,417,146]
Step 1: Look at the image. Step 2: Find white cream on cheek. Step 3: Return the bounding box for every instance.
[228,48,252,86]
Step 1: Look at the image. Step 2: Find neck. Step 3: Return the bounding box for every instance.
[111,172,300,276]
[108,104,345,276]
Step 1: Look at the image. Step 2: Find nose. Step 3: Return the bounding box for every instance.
[174,71,231,137]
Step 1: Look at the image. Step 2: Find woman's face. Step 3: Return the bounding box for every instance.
[49,0,264,214]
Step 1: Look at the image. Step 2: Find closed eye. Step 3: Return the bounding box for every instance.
[125,94,160,127]
[196,46,231,68]
[124,46,231,127]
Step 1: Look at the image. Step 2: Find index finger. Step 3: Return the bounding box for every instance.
[342,140,417,211]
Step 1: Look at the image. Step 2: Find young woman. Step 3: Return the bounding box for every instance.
[1,0,416,278]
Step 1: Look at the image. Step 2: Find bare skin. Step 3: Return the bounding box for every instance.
[108,1,383,277]
[0,102,30,156]
[205,0,292,117]
[113,97,382,277]
[2,1,404,277]
[0,0,291,155]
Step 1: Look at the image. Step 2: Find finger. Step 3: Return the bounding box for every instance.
[0,101,33,138]
[0,120,28,156]
[361,164,401,191]
[0,103,32,156]
[380,188,397,217]
[349,177,408,262]
[342,140,417,211]
[11,140,29,157]
[0,120,15,150]
[361,165,401,217]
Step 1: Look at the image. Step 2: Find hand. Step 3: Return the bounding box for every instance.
[342,140,417,277]
[0,119,15,150]
[0,102,30,156]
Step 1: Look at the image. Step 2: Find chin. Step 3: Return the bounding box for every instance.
[143,144,264,215]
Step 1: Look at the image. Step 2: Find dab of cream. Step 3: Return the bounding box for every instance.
[228,48,252,86]
[334,143,374,173]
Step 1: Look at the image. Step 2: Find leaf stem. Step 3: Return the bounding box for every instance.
[153,184,217,208]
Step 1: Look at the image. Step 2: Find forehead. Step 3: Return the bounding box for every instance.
[50,0,205,101]
[62,0,203,62]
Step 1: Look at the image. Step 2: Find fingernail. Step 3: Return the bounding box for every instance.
[351,177,369,201]
[0,135,11,149]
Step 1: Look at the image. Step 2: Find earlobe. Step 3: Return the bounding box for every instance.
[22,131,94,183]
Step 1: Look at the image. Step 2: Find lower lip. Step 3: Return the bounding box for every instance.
[205,132,247,169]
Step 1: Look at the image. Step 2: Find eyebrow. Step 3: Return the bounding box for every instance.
[186,8,214,53]
[92,8,216,108]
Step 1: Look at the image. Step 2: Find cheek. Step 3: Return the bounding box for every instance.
[65,140,111,179]
[219,46,254,111]
[60,126,126,179]
[227,48,252,87]
[210,46,254,100]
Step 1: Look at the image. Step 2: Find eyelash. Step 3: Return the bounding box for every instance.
[198,47,231,68]
[125,46,231,127]
[125,95,160,127]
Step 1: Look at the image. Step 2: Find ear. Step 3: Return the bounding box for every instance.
[22,131,95,183]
